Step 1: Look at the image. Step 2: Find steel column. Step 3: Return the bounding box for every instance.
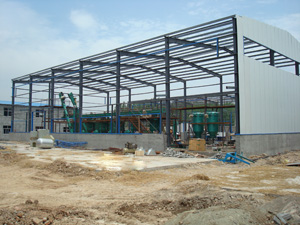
[270,49,275,66]
[220,76,224,132]
[79,62,83,124]
[154,85,157,107]
[165,37,171,146]
[128,89,131,110]
[11,81,15,132]
[160,100,163,134]
[233,18,240,134]
[48,83,51,129]
[111,104,113,133]
[296,62,299,76]
[116,51,121,133]
[107,92,110,113]
[28,76,33,132]
[50,70,55,133]
[183,81,187,133]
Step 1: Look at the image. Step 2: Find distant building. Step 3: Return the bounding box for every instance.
[0,101,68,141]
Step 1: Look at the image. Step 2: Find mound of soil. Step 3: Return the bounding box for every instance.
[0,201,94,225]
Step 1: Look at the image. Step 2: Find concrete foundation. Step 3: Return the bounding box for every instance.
[235,133,300,156]
[9,133,167,152]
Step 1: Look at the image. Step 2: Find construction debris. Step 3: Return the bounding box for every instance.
[125,142,137,149]
[146,148,156,156]
[135,150,145,156]
[272,212,292,225]
[161,148,195,158]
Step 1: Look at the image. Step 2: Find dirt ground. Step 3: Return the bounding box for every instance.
[0,142,299,225]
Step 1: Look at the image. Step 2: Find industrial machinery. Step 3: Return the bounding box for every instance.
[192,112,204,138]
[59,92,74,133]
[207,112,219,138]
[59,92,88,133]
[191,111,220,139]
[59,92,163,134]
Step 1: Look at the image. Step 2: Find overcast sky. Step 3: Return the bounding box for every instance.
[0,0,299,101]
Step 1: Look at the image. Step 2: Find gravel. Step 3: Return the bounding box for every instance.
[161,148,194,158]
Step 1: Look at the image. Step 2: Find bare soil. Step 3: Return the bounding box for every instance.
[0,143,299,225]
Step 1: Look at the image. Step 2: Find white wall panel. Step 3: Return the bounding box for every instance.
[235,15,300,134]
[236,16,300,62]
[239,56,300,134]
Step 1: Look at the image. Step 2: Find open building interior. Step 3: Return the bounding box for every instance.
[2,14,300,225]
[10,14,300,154]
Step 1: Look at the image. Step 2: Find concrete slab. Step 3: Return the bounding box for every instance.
[1,142,215,171]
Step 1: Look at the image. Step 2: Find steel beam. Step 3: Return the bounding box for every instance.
[82,60,155,87]
[53,68,130,90]
[131,91,235,104]
[64,81,108,94]
[120,49,222,78]
[168,36,234,55]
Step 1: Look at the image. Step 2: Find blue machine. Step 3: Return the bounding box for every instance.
[55,140,87,148]
[218,152,254,165]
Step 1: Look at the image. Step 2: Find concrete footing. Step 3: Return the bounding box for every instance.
[9,133,167,151]
[235,133,300,156]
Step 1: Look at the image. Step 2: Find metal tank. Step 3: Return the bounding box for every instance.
[36,138,54,149]
[192,112,204,138]
[207,112,219,138]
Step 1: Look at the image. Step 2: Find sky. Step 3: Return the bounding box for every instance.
[0,0,299,101]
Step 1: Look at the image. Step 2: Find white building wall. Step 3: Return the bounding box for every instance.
[236,15,300,62]
[236,16,300,134]
[239,57,300,134]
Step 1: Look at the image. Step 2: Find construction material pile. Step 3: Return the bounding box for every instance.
[161,148,194,158]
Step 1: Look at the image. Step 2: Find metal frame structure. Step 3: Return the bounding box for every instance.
[11,15,299,146]
[10,15,239,146]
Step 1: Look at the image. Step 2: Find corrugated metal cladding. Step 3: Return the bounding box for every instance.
[236,15,300,62]
[236,16,300,134]
[239,57,300,134]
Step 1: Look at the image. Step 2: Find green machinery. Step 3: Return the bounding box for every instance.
[59,92,162,134]
[207,112,219,138]
[59,92,88,133]
[59,92,74,133]
[192,111,219,139]
[192,112,204,138]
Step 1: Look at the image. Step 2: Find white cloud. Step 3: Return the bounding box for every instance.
[186,0,236,18]
[119,19,183,43]
[265,13,300,41]
[0,1,122,101]
[70,9,107,31]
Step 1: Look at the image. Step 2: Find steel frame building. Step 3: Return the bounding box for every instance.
[11,15,300,154]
